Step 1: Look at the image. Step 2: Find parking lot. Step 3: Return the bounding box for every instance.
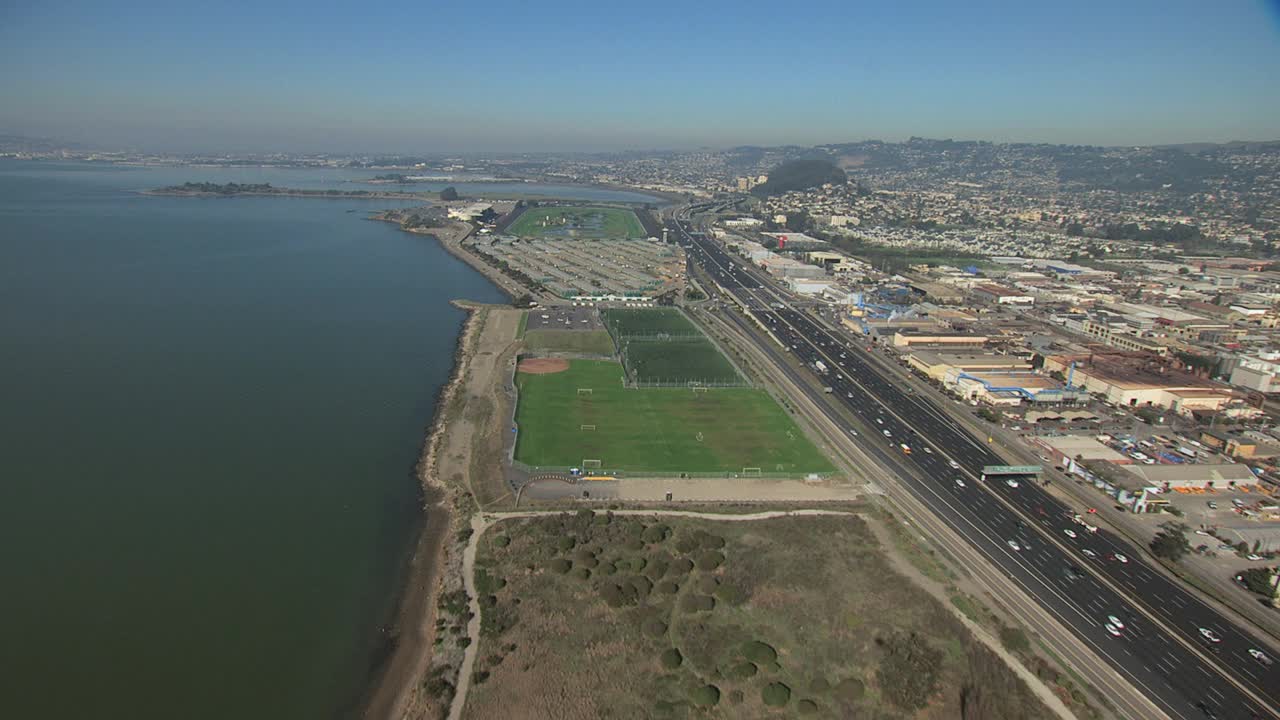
[525,305,602,331]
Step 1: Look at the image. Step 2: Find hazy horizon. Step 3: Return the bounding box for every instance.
[3,0,1279,154]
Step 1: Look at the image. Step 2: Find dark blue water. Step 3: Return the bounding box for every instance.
[0,160,623,719]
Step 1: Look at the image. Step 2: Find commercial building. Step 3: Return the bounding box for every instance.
[892,331,990,349]
[972,284,1035,305]
[1041,354,1234,413]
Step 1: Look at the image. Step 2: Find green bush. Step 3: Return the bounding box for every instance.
[668,558,694,575]
[695,550,725,571]
[625,538,646,551]
[699,533,726,550]
[572,567,592,580]
[715,584,747,606]
[600,582,637,608]
[762,682,791,707]
[549,558,572,574]
[642,618,669,638]
[656,580,680,594]
[660,647,684,669]
[809,677,830,693]
[492,535,511,548]
[644,559,670,581]
[875,633,942,712]
[675,536,699,554]
[689,685,721,707]
[574,548,596,563]
[557,536,576,552]
[598,561,617,576]
[626,575,654,600]
[694,575,719,594]
[999,626,1030,654]
[728,661,758,679]
[680,594,716,613]
[642,524,671,543]
[797,699,819,714]
[742,641,778,665]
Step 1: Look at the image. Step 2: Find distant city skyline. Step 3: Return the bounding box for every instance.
[2,0,1279,153]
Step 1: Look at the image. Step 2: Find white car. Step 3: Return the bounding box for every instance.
[849,429,859,437]
[1104,623,1122,637]
[1107,615,1125,630]
[882,430,892,438]
[1248,648,1272,665]
[876,418,884,425]
[1007,540,1021,551]
[923,447,933,454]
[1005,478,1020,488]
[1194,530,1211,536]
[955,478,966,488]
[1063,529,1078,539]
[1247,554,1264,561]
[948,460,961,470]
[1113,553,1129,564]
[1199,628,1221,643]
[1081,548,1097,558]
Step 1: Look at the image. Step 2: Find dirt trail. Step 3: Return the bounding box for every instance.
[448,508,1074,720]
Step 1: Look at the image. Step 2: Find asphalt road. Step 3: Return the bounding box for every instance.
[670,212,1279,720]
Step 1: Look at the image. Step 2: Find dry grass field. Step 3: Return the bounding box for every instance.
[461,512,1054,720]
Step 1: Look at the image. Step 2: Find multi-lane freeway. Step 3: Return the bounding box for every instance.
[670,209,1279,720]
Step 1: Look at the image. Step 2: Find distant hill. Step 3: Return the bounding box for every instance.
[751,158,846,197]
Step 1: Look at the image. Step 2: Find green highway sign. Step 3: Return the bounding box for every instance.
[983,465,1042,475]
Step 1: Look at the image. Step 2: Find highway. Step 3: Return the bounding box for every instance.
[670,209,1279,720]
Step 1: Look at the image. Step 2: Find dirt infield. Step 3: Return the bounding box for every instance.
[516,357,569,374]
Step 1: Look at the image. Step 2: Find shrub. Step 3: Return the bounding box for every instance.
[999,626,1030,654]
[598,561,617,576]
[557,536,576,552]
[642,618,669,638]
[472,669,490,685]
[626,575,654,600]
[644,559,670,581]
[742,641,777,665]
[600,582,637,608]
[457,637,471,648]
[642,524,671,543]
[625,556,648,572]
[690,685,721,707]
[492,535,511,548]
[875,633,942,712]
[625,538,646,551]
[695,550,725,571]
[680,594,716,613]
[809,677,830,693]
[660,647,683,669]
[699,533,726,550]
[574,548,596,563]
[668,558,694,575]
[727,661,757,679]
[549,558,572,574]
[694,575,720,594]
[797,699,819,714]
[715,584,747,606]
[656,580,680,594]
[762,682,791,707]
[675,535,699,554]
[572,567,592,580]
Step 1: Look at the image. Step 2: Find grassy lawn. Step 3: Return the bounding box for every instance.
[622,340,741,384]
[515,311,528,339]
[604,307,699,337]
[523,329,615,356]
[514,360,831,473]
[507,205,646,239]
[464,513,1052,720]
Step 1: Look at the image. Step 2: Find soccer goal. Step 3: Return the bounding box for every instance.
[582,459,602,470]
[695,432,704,442]
[580,424,597,431]
[741,467,763,478]
[577,388,593,396]
[691,386,709,395]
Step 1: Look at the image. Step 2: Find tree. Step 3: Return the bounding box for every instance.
[761,237,778,250]
[440,186,460,201]
[1150,530,1190,562]
[512,294,536,308]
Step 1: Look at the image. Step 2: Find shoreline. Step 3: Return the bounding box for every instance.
[357,302,488,720]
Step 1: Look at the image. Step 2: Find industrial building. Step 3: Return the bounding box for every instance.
[1041,354,1234,413]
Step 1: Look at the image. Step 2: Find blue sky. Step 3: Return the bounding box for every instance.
[2,0,1278,152]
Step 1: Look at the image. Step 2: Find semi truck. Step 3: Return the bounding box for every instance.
[814,360,828,374]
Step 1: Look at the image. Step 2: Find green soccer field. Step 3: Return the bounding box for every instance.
[513,360,834,474]
[523,329,616,356]
[602,307,699,337]
[621,339,742,384]
[506,205,646,239]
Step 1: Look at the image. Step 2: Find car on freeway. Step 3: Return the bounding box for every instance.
[848,428,858,437]
[1207,501,1218,509]
[1195,530,1211,536]
[1198,628,1221,643]
[1007,540,1021,551]
[1063,529,1077,539]
[922,446,933,454]
[1005,478,1020,488]
[1112,553,1129,564]
[1217,544,1234,551]
[882,430,892,438]
[1247,554,1264,561]
[1108,615,1125,630]
[876,418,884,425]
[1249,648,1273,665]
[948,459,961,469]
[1081,548,1097,558]
[1104,623,1122,637]
[955,478,966,488]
